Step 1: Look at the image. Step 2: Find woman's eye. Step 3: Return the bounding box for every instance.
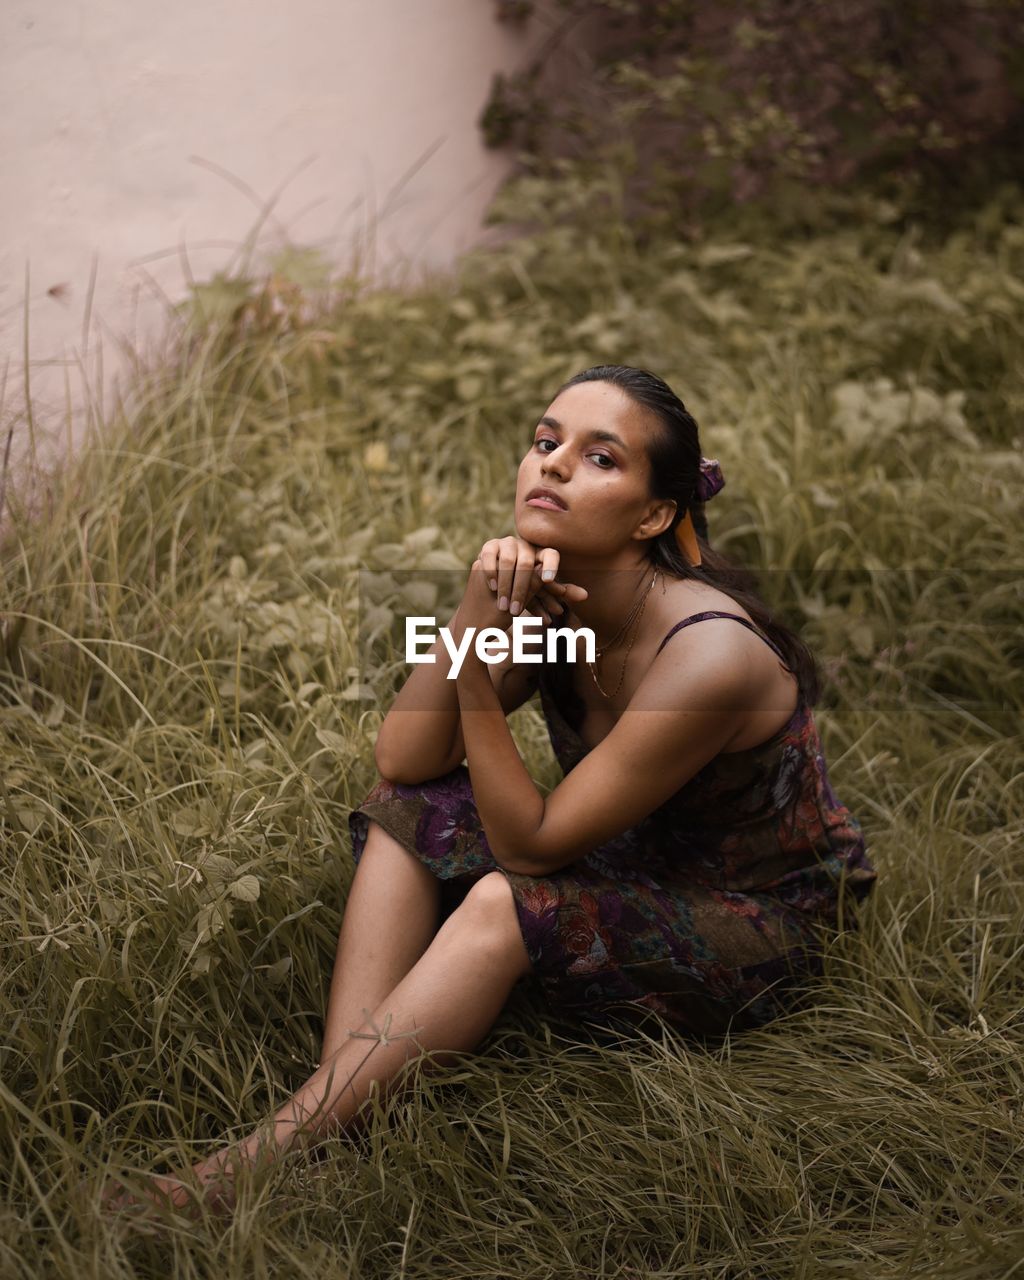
[535,438,614,468]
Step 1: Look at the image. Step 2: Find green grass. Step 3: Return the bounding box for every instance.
[0,179,1022,1277]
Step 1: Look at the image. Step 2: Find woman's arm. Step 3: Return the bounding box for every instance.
[373,604,539,785]
[374,537,582,785]
[459,613,757,877]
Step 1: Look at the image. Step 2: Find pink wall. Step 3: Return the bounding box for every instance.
[0,0,555,494]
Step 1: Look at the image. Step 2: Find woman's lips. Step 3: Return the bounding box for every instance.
[526,496,567,511]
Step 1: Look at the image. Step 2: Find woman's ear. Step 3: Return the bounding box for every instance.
[636,498,677,540]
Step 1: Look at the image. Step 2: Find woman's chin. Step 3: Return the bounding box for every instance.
[516,514,569,545]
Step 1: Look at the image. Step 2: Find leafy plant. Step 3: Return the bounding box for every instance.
[481,0,1024,236]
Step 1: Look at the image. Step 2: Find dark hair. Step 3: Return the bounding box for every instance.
[551,363,822,707]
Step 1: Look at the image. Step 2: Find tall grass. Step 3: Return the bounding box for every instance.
[1,181,1022,1277]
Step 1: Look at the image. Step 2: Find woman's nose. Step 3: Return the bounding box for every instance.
[541,447,569,479]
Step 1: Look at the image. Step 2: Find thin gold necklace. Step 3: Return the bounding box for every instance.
[587,567,660,699]
[592,566,653,657]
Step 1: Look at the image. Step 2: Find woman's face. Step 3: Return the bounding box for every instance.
[514,380,674,560]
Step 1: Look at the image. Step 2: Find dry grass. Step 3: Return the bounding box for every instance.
[1,177,1022,1277]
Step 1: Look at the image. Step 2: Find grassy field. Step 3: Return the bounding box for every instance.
[1,180,1022,1277]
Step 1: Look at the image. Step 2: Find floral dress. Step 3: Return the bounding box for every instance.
[348,612,878,1038]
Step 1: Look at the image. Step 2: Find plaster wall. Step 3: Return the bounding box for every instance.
[0,0,553,490]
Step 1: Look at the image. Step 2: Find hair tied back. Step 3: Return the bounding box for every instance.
[696,457,725,504]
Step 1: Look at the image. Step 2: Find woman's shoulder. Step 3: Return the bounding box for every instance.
[649,576,758,640]
[644,577,800,753]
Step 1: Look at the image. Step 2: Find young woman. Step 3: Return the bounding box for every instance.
[103,364,877,1217]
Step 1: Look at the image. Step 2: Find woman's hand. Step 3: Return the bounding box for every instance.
[459,536,587,634]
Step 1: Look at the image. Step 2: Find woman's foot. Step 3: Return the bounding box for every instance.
[100,1149,244,1221]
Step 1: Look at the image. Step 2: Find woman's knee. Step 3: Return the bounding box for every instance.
[363,817,404,849]
[462,870,519,914]
[443,872,531,966]
[356,820,442,893]
[363,819,428,866]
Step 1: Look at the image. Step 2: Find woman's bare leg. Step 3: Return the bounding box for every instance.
[319,819,443,1063]
[150,871,533,1214]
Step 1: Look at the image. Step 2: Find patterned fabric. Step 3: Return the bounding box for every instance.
[348,613,878,1038]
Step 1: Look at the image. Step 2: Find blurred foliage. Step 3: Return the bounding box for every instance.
[482,0,1024,237]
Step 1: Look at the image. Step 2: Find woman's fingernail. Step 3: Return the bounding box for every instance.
[542,570,555,581]
[498,596,508,611]
[510,601,521,615]
[489,579,497,591]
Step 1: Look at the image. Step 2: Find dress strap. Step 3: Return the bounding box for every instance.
[655,611,789,665]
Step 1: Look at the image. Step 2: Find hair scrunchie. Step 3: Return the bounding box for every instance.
[674,456,725,568]
[695,456,725,504]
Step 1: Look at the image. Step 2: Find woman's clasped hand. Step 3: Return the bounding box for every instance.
[462,535,588,633]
